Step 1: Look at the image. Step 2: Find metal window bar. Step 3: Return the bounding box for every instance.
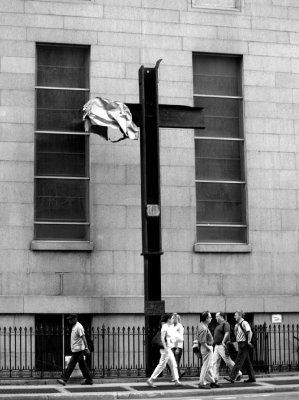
[194,94,243,99]
[35,86,89,91]
[36,131,90,136]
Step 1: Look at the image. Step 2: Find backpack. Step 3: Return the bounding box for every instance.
[239,321,257,347]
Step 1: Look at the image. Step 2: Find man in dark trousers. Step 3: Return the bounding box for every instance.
[211,312,242,383]
[57,314,93,386]
[224,310,256,383]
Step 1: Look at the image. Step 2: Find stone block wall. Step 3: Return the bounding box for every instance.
[0,0,298,323]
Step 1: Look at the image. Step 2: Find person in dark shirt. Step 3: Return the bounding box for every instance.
[211,312,242,383]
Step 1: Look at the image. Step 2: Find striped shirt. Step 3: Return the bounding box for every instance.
[235,319,251,342]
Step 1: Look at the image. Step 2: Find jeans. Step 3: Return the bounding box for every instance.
[199,346,215,386]
[230,342,255,381]
[150,348,179,381]
[63,351,93,382]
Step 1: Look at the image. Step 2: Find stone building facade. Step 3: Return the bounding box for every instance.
[0,0,298,331]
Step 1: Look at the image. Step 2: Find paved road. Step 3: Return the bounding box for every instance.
[153,392,299,400]
[0,376,298,399]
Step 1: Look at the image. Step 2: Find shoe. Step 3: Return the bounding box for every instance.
[81,381,93,385]
[198,384,211,389]
[174,380,182,386]
[147,379,157,387]
[210,382,220,388]
[224,377,235,383]
[57,379,66,386]
[170,379,175,382]
[236,373,242,381]
[244,379,256,383]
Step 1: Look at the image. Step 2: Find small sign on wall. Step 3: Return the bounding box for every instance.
[272,314,282,324]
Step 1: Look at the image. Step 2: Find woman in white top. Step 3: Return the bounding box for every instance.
[171,313,185,379]
[147,314,182,387]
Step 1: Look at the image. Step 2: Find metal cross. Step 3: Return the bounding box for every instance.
[127,60,205,374]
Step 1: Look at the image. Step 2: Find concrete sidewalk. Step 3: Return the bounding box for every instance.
[0,374,298,399]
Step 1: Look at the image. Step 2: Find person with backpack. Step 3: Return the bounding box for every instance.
[224,310,256,383]
[211,312,242,383]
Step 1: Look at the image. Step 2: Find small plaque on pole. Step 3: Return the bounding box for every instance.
[145,300,165,315]
[146,204,160,217]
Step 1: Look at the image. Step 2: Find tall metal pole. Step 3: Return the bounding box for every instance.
[139,61,165,375]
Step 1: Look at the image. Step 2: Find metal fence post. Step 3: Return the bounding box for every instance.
[101,324,105,378]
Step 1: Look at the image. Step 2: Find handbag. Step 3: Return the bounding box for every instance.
[151,330,164,349]
[65,356,83,377]
[192,339,202,359]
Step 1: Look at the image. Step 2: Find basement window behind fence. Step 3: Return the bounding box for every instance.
[34,44,90,243]
[35,314,92,373]
[193,53,247,244]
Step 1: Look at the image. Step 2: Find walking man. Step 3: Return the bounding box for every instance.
[211,312,242,383]
[224,310,256,383]
[198,311,219,390]
[57,314,93,386]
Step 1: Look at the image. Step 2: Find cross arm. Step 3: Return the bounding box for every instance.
[126,103,205,129]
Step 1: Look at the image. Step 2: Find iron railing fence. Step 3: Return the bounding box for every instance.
[0,324,298,379]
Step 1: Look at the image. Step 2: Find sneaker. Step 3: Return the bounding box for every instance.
[198,384,211,389]
[244,379,256,383]
[236,373,242,381]
[57,379,66,386]
[224,377,235,383]
[210,382,220,388]
[174,380,182,386]
[81,380,93,385]
[147,379,157,387]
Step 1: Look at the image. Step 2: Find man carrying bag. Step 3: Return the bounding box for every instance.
[224,310,256,384]
[57,314,93,386]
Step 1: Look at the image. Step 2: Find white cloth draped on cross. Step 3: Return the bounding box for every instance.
[82,97,139,142]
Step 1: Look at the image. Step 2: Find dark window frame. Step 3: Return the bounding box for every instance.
[193,53,248,245]
[33,43,91,244]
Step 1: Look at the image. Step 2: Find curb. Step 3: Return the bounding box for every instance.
[1,372,298,386]
[1,384,299,400]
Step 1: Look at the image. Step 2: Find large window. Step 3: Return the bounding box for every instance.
[193,54,247,244]
[34,44,90,242]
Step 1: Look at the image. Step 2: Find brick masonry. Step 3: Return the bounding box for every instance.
[0,0,298,325]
